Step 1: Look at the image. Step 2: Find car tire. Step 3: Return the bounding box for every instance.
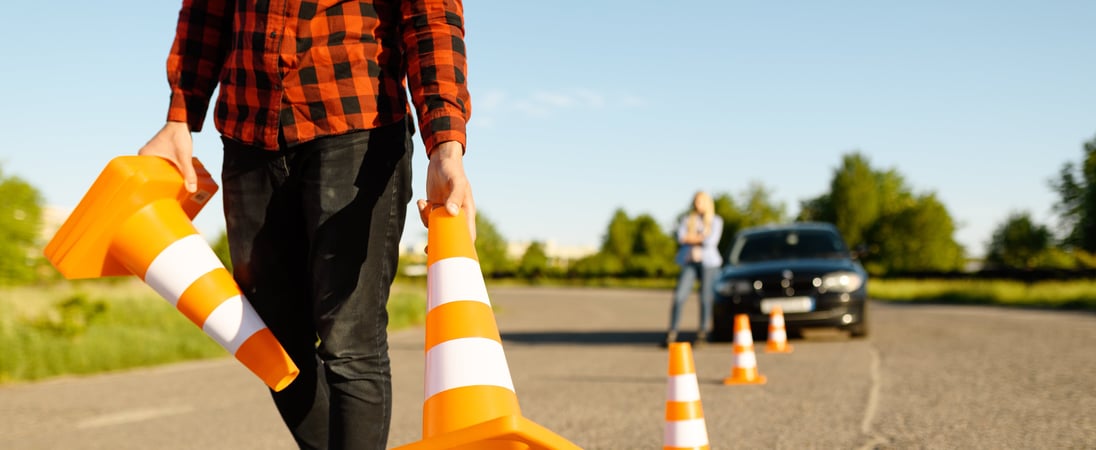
[847,304,869,338]
[847,321,868,338]
[752,324,768,343]
[710,321,733,342]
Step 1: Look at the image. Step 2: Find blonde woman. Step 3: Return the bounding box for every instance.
[665,191,723,347]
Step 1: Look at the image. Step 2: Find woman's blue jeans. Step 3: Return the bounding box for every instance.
[220,120,411,450]
[669,263,720,335]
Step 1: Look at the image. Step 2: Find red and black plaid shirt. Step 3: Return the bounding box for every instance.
[166,0,470,153]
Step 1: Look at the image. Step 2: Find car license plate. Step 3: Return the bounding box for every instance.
[761,296,814,314]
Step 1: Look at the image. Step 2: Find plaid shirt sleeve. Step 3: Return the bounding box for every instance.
[165,0,234,132]
[401,0,472,154]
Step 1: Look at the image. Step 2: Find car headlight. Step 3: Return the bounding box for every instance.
[820,271,864,293]
[716,279,754,296]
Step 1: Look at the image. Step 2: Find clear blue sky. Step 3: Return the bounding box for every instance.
[2,1,1094,258]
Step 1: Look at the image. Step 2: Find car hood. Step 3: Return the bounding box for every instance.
[720,258,863,279]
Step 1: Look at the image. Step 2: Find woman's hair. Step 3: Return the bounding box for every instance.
[687,191,715,237]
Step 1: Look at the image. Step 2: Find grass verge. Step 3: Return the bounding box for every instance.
[868,278,1096,310]
[0,279,427,385]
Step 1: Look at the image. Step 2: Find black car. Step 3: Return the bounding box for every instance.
[711,222,868,341]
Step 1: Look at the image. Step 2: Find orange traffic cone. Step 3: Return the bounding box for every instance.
[722,314,767,385]
[394,208,581,450]
[765,306,794,353]
[44,156,298,392]
[663,342,710,450]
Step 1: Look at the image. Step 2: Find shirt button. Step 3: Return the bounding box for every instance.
[270,31,277,38]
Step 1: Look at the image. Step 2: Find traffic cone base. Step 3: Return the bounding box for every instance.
[765,306,794,353]
[44,156,218,279]
[397,209,580,450]
[722,373,768,385]
[765,339,794,353]
[43,156,298,391]
[395,415,580,450]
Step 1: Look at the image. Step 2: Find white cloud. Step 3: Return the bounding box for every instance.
[574,89,606,108]
[620,94,646,108]
[531,91,577,108]
[477,89,506,111]
[512,100,551,118]
[472,88,645,120]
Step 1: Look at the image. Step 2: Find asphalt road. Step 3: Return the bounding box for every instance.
[1,287,1094,449]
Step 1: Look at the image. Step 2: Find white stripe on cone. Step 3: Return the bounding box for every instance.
[427,257,491,310]
[770,329,787,342]
[735,330,754,345]
[144,234,223,306]
[666,374,701,402]
[664,418,710,448]
[425,337,515,399]
[772,314,785,327]
[734,351,757,369]
[202,295,266,354]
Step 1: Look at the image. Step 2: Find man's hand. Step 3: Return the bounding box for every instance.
[417,141,476,241]
[138,121,197,192]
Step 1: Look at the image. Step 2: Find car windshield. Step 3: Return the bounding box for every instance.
[730,229,850,264]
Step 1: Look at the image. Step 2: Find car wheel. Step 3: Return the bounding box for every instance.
[752,324,769,343]
[847,321,868,338]
[711,319,733,342]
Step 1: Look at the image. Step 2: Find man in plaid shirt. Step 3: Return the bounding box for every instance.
[138,1,474,448]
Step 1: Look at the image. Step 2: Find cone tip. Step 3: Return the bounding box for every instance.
[668,342,696,375]
[734,314,751,331]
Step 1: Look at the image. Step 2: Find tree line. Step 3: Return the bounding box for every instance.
[4,134,1096,285]
[468,134,1096,279]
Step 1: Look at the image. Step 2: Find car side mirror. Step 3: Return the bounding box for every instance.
[852,244,869,260]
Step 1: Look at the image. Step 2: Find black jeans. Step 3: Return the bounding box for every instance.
[221,121,412,450]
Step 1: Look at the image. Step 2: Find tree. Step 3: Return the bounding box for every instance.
[517,241,549,279]
[739,182,786,226]
[797,193,833,223]
[799,151,964,274]
[711,193,741,258]
[625,214,677,277]
[0,166,44,285]
[573,209,676,278]
[601,209,636,259]
[569,252,624,278]
[986,212,1052,269]
[829,152,881,249]
[1050,135,1096,252]
[474,212,513,277]
[711,183,786,257]
[866,193,964,273]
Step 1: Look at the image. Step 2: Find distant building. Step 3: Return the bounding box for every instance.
[507,240,598,268]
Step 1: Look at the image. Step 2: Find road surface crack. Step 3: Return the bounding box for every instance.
[857,344,888,449]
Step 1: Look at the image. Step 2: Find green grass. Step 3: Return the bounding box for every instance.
[868,278,1096,310]
[0,279,427,384]
[8,276,1089,384]
[484,276,678,290]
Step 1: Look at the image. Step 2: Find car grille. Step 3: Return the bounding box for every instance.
[753,275,818,298]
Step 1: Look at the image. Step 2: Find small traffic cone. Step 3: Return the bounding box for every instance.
[765,306,794,353]
[722,314,767,385]
[44,156,298,392]
[663,342,710,450]
[394,208,581,450]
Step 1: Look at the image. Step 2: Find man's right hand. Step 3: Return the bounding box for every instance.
[138,121,197,192]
